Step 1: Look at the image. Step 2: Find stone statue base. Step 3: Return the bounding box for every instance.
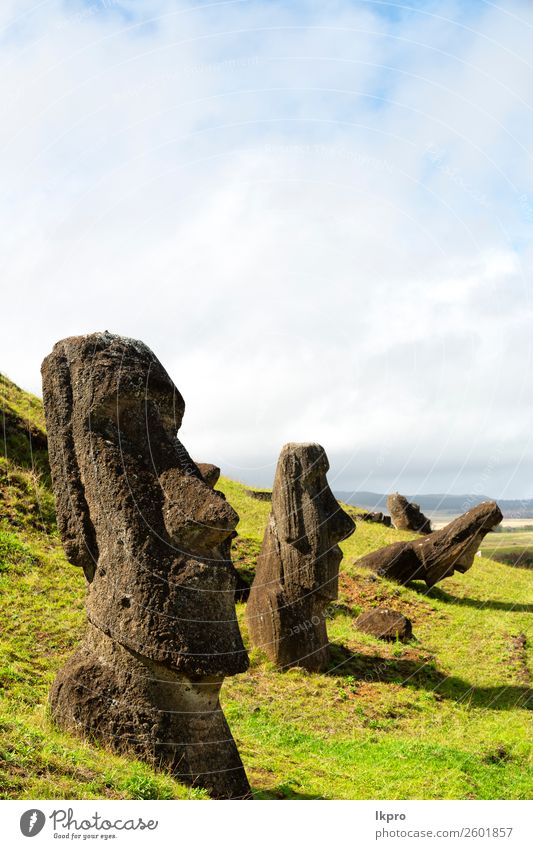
[50,625,251,800]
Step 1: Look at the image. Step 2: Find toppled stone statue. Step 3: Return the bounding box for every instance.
[42,332,250,799]
[355,511,392,527]
[356,501,502,587]
[387,492,432,534]
[354,608,412,641]
[246,443,355,671]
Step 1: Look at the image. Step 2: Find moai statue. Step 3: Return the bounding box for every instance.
[356,501,502,587]
[246,443,355,672]
[387,492,432,534]
[42,333,250,799]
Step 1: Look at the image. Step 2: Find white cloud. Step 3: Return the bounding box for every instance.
[1,0,532,496]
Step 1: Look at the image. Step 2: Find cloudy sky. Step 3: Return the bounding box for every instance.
[1,0,532,497]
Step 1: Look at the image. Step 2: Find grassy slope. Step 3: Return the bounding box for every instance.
[1,375,531,800]
[481,530,533,568]
[219,479,532,799]
[0,376,208,800]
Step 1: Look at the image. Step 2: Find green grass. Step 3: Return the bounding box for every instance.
[480,530,533,568]
[1,374,48,479]
[219,478,532,799]
[0,373,531,800]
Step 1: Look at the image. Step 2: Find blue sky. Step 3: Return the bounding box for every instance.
[1,0,532,497]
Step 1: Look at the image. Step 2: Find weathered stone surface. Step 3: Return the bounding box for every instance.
[387,493,432,534]
[354,608,412,641]
[50,625,248,795]
[356,501,502,587]
[42,332,250,799]
[246,443,355,672]
[195,462,220,488]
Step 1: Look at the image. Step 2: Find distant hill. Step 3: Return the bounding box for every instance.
[335,490,533,519]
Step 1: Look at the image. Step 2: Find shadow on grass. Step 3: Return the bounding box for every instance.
[253,787,326,800]
[409,582,533,613]
[483,552,533,570]
[328,644,532,711]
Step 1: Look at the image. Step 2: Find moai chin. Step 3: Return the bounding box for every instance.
[41,332,250,799]
[246,442,355,672]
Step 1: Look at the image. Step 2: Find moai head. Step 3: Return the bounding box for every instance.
[273,442,355,602]
[422,500,502,586]
[41,332,247,676]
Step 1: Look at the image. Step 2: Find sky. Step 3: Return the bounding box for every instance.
[1,0,533,498]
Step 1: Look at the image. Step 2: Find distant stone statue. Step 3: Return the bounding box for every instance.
[246,443,355,671]
[387,492,432,534]
[195,462,221,488]
[356,501,502,587]
[42,333,250,799]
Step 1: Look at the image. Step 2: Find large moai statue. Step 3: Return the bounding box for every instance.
[356,501,502,588]
[41,333,250,799]
[246,443,355,672]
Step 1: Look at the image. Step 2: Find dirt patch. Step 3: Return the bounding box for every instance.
[338,572,437,624]
[508,633,530,683]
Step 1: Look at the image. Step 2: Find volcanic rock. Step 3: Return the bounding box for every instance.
[354,608,412,641]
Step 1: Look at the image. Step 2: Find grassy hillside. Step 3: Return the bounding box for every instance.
[481,530,533,569]
[0,375,531,800]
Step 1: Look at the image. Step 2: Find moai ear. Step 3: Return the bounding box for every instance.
[41,344,99,581]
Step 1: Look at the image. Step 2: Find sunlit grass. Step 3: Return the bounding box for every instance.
[0,376,531,800]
